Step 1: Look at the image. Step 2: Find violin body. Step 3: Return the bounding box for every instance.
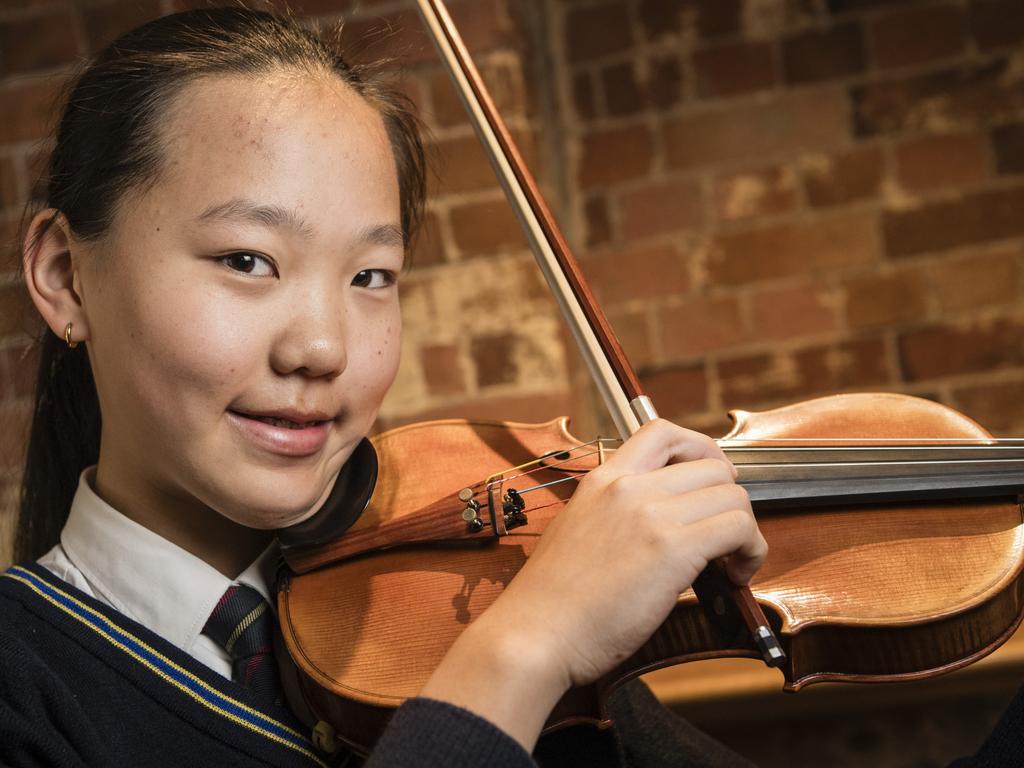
[277,393,1024,754]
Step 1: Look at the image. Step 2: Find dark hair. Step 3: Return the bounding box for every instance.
[15,6,427,562]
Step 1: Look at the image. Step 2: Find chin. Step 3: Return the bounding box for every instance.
[213,470,333,530]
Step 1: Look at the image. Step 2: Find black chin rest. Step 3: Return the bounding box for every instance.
[277,437,378,552]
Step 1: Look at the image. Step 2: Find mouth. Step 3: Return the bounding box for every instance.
[236,413,329,430]
[226,408,335,457]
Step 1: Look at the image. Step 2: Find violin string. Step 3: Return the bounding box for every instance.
[477,438,1024,499]
[719,437,1024,445]
[513,475,581,496]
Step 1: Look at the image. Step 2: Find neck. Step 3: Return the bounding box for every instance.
[93,461,273,579]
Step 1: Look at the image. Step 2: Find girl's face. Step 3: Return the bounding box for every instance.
[75,71,404,532]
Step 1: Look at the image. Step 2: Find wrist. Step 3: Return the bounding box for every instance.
[419,607,571,751]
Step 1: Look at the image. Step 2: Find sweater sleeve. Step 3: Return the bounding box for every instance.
[0,630,94,768]
[947,685,1024,768]
[364,697,537,768]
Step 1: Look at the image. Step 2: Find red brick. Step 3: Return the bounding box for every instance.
[845,268,930,330]
[429,60,526,128]
[2,343,38,401]
[657,296,745,358]
[931,248,1021,312]
[969,0,1024,51]
[381,392,573,430]
[0,285,33,340]
[895,132,990,192]
[565,3,633,63]
[578,123,654,188]
[340,9,431,66]
[749,282,838,340]
[693,41,776,99]
[638,364,709,419]
[601,62,645,118]
[450,197,523,257]
[803,146,885,208]
[617,178,704,240]
[584,195,613,248]
[420,343,465,397]
[572,72,596,121]
[952,377,1024,436]
[0,9,80,75]
[0,218,20,257]
[782,22,866,85]
[993,123,1024,176]
[0,157,20,212]
[583,243,690,305]
[899,314,1024,380]
[663,89,849,170]
[607,309,654,368]
[709,211,879,286]
[638,0,686,39]
[601,58,683,116]
[883,185,1024,259]
[712,165,799,222]
[428,130,539,198]
[410,210,445,267]
[0,402,31,470]
[852,59,1024,138]
[646,56,684,109]
[827,0,900,11]
[0,76,64,144]
[437,0,519,55]
[719,337,890,406]
[82,0,162,53]
[471,332,518,388]
[689,0,742,40]
[869,4,967,71]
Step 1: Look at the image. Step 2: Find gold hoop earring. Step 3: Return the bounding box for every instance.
[64,322,78,349]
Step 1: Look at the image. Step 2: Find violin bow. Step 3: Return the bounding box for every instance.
[414,0,786,669]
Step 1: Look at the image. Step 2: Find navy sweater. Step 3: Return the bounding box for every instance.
[1,563,1020,767]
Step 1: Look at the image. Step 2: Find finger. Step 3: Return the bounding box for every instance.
[678,508,767,585]
[638,459,740,500]
[608,419,728,476]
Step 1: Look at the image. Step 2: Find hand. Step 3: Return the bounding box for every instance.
[487,418,767,687]
[420,419,767,750]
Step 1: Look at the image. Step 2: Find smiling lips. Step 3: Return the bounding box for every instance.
[227,408,333,456]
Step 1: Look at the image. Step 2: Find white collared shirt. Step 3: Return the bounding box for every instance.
[37,466,279,679]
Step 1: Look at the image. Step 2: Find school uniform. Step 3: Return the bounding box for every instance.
[1,469,1018,767]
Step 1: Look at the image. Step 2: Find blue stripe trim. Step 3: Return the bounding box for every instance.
[3,565,325,767]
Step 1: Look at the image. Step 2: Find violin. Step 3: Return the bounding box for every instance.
[273,0,1024,756]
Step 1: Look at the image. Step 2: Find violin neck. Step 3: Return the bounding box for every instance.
[729,443,1024,509]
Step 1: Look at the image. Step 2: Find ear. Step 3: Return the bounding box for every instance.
[23,209,90,348]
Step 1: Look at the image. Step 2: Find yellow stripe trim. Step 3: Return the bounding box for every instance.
[3,567,326,768]
[226,602,266,655]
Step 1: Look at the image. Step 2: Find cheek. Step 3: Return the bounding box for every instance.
[95,275,255,425]
[349,308,402,409]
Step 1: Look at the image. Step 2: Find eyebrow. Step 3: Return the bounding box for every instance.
[197,199,315,238]
[195,198,405,248]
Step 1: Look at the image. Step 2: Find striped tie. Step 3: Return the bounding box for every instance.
[202,584,282,705]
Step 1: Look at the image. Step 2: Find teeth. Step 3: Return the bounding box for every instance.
[255,416,307,429]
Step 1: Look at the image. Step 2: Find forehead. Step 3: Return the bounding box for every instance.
[124,70,399,230]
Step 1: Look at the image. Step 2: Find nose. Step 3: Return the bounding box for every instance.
[269,287,348,379]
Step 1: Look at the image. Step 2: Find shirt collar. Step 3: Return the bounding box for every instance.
[60,466,279,655]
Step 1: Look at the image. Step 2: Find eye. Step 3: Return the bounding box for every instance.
[219,251,276,277]
[351,269,396,289]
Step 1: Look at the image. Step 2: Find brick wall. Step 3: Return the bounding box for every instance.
[556,0,1024,440]
[1,1,1023,761]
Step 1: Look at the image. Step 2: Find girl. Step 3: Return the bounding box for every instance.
[0,8,765,767]
[1,6,1015,768]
